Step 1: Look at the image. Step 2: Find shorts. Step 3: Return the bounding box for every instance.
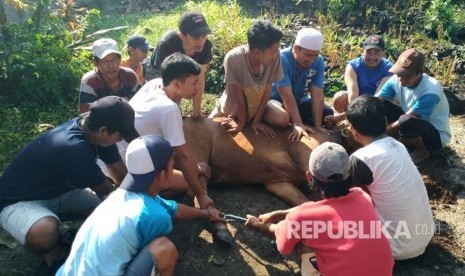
[270,97,334,126]
[383,100,442,151]
[124,246,159,276]
[0,188,100,245]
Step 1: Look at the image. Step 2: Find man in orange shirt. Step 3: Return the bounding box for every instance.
[121,35,153,84]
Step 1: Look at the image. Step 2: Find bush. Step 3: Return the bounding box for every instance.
[186,0,254,94]
[0,1,98,105]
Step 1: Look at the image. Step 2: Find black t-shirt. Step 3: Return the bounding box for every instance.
[144,30,213,81]
[0,118,121,211]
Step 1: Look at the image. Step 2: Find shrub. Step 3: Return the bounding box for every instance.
[0,0,98,105]
[186,0,253,94]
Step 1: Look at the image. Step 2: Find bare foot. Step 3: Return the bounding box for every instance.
[410,149,430,164]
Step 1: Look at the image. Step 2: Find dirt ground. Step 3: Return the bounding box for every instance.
[0,115,464,276]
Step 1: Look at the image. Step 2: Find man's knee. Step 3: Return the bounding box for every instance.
[272,112,291,128]
[147,237,178,270]
[264,101,290,127]
[25,216,60,252]
[332,91,348,114]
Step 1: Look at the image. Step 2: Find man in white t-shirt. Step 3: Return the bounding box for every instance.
[126,52,213,211]
[346,95,435,260]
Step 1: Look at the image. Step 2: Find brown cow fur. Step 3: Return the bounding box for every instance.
[183,117,350,206]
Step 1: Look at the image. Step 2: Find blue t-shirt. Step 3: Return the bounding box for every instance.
[271,47,325,103]
[348,56,393,96]
[57,189,178,275]
[377,74,451,146]
[0,118,120,211]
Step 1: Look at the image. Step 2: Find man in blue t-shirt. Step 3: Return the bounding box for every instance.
[0,96,139,272]
[325,35,393,127]
[376,48,451,164]
[57,135,224,276]
[265,28,334,141]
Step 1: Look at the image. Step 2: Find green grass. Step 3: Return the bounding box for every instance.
[1,0,461,174]
[0,102,77,174]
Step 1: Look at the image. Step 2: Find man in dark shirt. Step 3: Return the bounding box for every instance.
[0,96,138,271]
[144,11,213,118]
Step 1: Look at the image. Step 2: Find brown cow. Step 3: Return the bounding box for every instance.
[182,117,351,245]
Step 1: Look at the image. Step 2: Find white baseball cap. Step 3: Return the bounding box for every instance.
[120,135,173,193]
[294,28,324,51]
[92,38,121,59]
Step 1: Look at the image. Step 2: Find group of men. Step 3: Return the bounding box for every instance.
[0,8,452,276]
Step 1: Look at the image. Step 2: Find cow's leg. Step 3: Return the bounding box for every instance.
[265,182,309,206]
[194,162,233,247]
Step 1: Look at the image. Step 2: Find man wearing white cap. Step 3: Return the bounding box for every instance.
[57,135,224,275]
[265,28,334,141]
[79,38,140,113]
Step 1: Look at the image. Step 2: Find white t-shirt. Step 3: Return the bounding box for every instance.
[350,136,435,260]
[125,78,185,148]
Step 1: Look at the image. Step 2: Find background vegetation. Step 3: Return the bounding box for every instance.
[1,0,465,173]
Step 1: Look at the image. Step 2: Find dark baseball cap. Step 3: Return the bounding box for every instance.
[88,96,139,143]
[362,35,385,51]
[126,35,153,51]
[390,48,425,77]
[179,11,211,38]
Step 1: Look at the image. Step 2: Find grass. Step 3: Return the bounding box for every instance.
[0,102,77,174]
[0,0,461,174]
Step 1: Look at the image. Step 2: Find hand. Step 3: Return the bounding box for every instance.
[251,121,275,139]
[324,114,344,129]
[206,206,226,223]
[245,214,261,229]
[221,116,244,133]
[194,193,214,209]
[288,124,314,141]
[314,126,332,136]
[257,211,285,224]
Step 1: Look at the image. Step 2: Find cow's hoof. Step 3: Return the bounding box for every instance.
[213,229,233,247]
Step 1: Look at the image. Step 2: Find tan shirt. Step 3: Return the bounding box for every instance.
[215,45,283,120]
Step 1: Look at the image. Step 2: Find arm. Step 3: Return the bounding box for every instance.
[245,215,277,238]
[257,207,297,223]
[309,86,325,130]
[278,86,304,126]
[323,65,358,127]
[221,83,247,133]
[192,64,209,118]
[375,75,392,94]
[105,160,127,186]
[278,85,314,140]
[345,64,360,103]
[173,144,213,209]
[89,178,117,200]
[381,88,434,136]
[175,204,224,222]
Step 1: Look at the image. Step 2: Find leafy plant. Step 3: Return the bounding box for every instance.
[185,0,254,94]
[425,0,465,38]
[0,0,99,105]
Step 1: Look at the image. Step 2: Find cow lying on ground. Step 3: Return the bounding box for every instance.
[182,117,352,245]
